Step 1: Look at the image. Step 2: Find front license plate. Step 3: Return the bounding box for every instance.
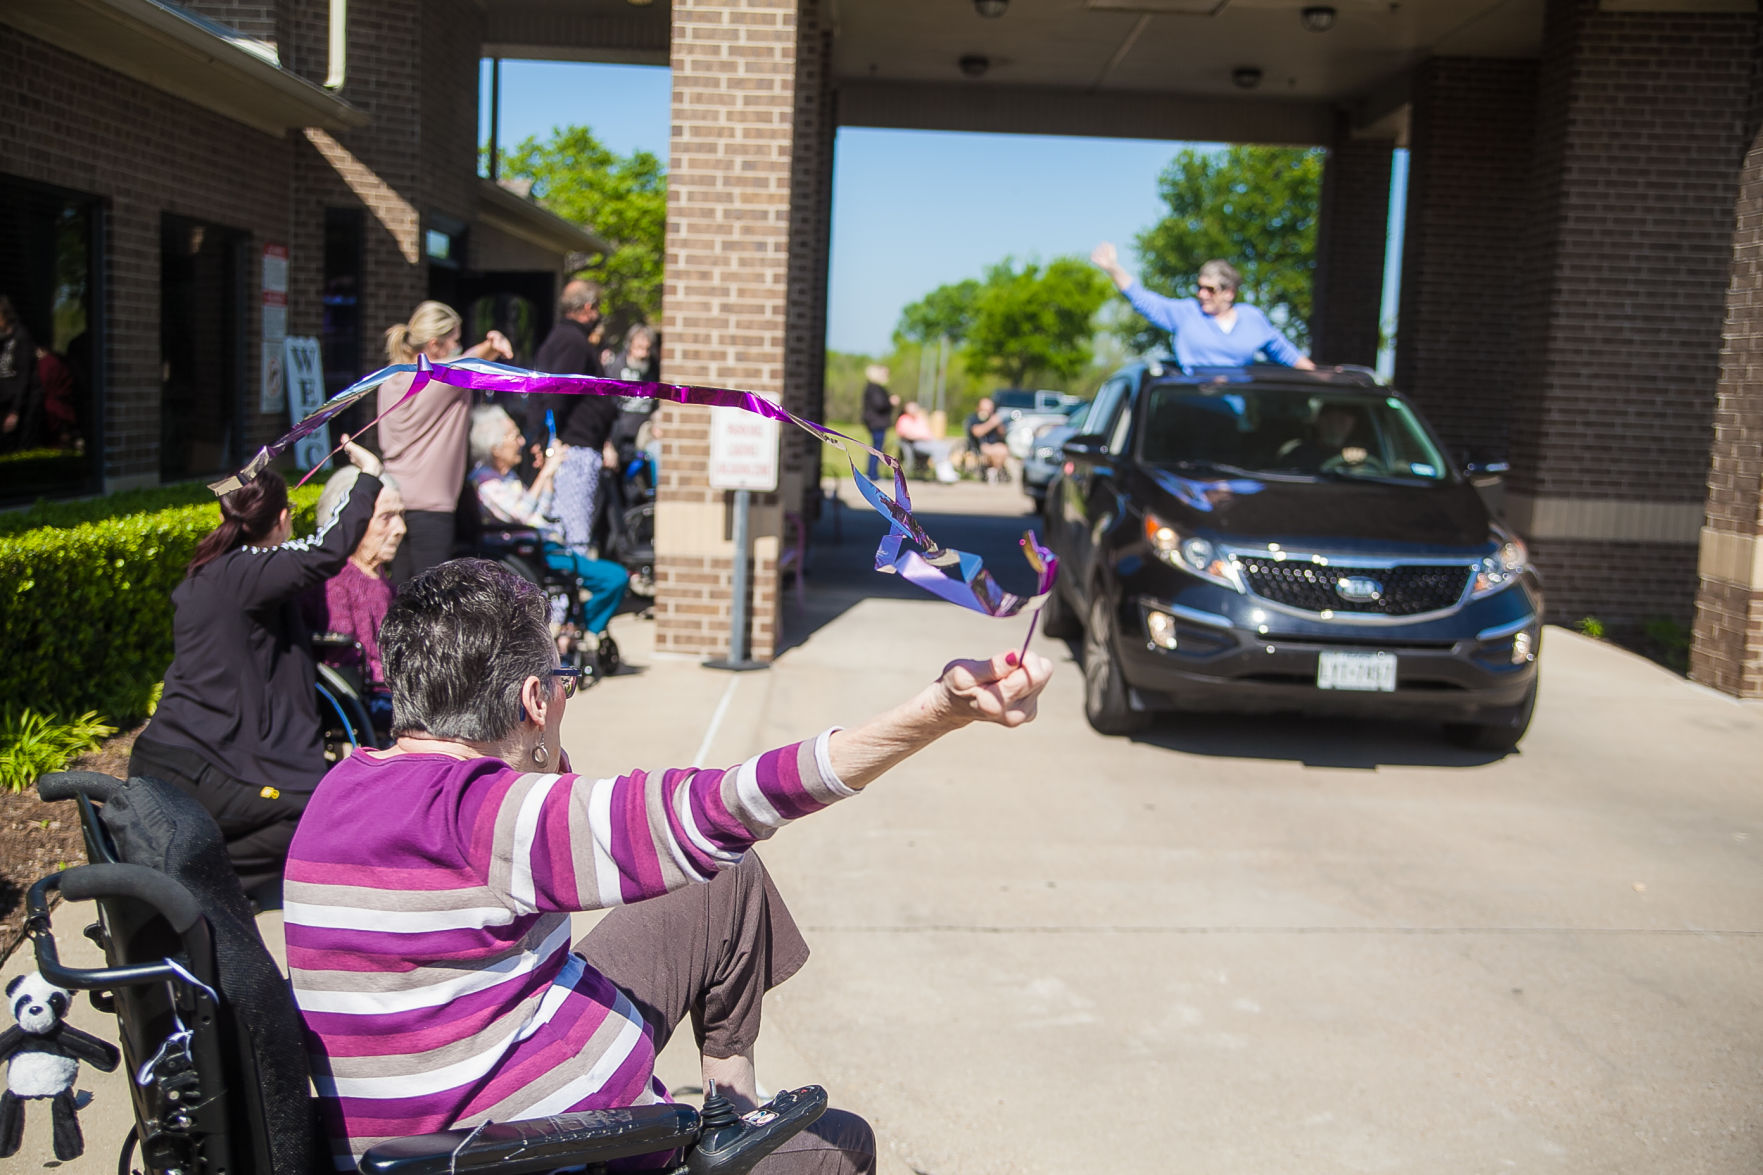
[1316,650,1397,692]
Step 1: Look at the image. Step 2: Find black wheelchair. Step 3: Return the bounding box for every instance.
[23,770,827,1175]
[312,633,392,761]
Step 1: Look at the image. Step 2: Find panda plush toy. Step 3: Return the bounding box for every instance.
[1,971,121,1160]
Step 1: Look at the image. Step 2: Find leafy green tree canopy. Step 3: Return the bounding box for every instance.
[494,126,667,330]
[962,257,1112,388]
[1130,145,1323,354]
[895,279,980,346]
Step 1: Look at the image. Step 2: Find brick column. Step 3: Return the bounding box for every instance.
[1504,0,1757,631]
[1310,117,1392,369]
[656,0,831,660]
[1690,49,1763,697]
[1393,57,1538,455]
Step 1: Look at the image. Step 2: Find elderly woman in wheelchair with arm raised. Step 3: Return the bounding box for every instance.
[468,403,629,666]
[126,441,384,908]
[282,558,1051,1175]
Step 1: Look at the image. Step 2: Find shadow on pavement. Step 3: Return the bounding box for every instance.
[778,487,1046,655]
[1130,709,1510,770]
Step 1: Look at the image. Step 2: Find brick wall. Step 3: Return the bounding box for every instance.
[1689,27,1763,697]
[282,0,427,357]
[1508,0,1757,630]
[1310,118,1392,369]
[0,25,293,487]
[1510,0,1755,505]
[1394,57,1538,456]
[179,2,280,45]
[658,0,832,660]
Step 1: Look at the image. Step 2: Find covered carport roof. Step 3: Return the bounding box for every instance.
[483,0,1564,143]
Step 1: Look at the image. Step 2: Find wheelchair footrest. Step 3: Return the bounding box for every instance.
[358,1103,701,1175]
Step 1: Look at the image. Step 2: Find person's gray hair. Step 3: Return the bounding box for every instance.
[1197,259,1241,294]
[379,559,555,743]
[470,405,516,468]
[316,465,398,530]
[560,280,602,317]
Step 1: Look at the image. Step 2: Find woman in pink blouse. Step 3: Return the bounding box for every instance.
[306,442,407,683]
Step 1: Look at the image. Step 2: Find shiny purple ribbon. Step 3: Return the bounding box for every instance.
[214,356,1057,621]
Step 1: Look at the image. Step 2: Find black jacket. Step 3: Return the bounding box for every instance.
[861,381,894,432]
[140,473,381,797]
[529,318,618,450]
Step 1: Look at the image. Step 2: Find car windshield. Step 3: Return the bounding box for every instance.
[1137,384,1451,483]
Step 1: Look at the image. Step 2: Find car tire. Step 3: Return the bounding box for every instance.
[1040,578,1081,640]
[1083,594,1147,736]
[1446,672,1538,753]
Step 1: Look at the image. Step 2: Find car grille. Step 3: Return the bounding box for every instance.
[1236,556,1471,616]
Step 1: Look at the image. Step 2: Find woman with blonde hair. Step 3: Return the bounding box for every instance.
[376,300,512,581]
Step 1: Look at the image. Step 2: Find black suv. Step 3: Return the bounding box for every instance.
[1040,363,1541,749]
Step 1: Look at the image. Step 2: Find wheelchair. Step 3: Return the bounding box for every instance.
[456,484,628,681]
[23,770,828,1175]
[311,633,393,760]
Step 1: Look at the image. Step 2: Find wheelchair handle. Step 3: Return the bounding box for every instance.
[26,867,208,993]
[39,770,126,804]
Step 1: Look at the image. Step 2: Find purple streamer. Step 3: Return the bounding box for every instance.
[213,357,1057,621]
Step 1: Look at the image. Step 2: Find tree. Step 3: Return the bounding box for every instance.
[494,126,667,329]
[895,279,980,346]
[962,257,1112,387]
[1129,145,1323,354]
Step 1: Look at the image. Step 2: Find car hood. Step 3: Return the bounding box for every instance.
[1137,467,1493,552]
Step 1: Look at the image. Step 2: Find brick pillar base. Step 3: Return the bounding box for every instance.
[1311,118,1392,369]
[1690,70,1763,697]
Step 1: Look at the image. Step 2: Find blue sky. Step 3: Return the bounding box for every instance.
[481,60,1406,363]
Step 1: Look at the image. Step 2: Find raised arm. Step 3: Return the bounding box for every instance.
[1091,241,1134,292]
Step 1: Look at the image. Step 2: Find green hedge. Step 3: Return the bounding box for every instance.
[1,482,322,725]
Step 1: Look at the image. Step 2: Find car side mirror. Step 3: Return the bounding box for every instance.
[1462,450,1510,483]
[1062,434,1107,462]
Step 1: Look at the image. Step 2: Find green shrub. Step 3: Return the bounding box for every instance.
[0,708,117,794]
[0,480,226,537]
[0,482,322,726]
[1574,615,1606,640]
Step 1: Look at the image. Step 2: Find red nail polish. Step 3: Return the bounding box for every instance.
[1005,652,1019,666]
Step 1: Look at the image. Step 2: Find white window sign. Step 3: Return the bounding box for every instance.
[284,337,330,470]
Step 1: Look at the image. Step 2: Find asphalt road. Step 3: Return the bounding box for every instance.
[7,475,1761,1175]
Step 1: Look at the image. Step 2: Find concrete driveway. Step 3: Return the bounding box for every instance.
[7,476,1761,1174]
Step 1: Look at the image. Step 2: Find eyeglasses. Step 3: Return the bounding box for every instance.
[1197,283,1224,295]
[550,666,582,699]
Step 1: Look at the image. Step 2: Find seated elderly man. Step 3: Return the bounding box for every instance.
[468,404,628,660]
[284,559,1051,1174]
[892,402,959,483]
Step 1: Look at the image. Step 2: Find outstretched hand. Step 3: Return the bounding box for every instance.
[935,650,1052,729]
[340,433,383,478]
[1090,241,1118,269]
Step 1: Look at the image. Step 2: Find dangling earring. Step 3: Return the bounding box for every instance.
[531,738,548,768]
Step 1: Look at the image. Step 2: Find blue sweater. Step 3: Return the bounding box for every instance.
[1123,282,1307,369]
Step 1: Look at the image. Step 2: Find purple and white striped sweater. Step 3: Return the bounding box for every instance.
[284,733,853,1167]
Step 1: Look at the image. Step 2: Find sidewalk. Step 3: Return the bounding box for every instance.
[9,472,1763,1174]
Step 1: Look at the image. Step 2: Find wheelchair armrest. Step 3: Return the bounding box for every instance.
[312,631,363,651]
[358,1103,701,1175]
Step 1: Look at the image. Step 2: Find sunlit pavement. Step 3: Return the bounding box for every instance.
[9,472,1762,1174]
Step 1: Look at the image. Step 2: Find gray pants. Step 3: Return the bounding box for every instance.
[577,853,877,1175]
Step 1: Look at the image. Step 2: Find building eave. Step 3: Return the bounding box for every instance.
[2,0,367,137]
[476,178,609,258]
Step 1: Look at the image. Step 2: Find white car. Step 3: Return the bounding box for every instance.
[993,389,1087,459]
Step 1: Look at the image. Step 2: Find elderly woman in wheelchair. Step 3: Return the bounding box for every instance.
[304,461,406,750]
[468,405,629,676]
[28,557,1051,1175]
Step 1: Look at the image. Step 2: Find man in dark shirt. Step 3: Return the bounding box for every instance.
[528,280,620,557]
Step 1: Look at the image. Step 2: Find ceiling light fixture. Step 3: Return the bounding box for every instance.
[1231,66,1262,89]
[974,0,1009,15]
[959,54,991,79]
[1300,5,1336,31]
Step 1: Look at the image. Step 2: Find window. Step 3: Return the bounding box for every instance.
[161,215,247,481]
[1084,377,1130,447]
[0,175,103,503]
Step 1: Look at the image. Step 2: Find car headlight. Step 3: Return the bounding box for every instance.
[1471,533,1529,598]
[1143,514,1245,592]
